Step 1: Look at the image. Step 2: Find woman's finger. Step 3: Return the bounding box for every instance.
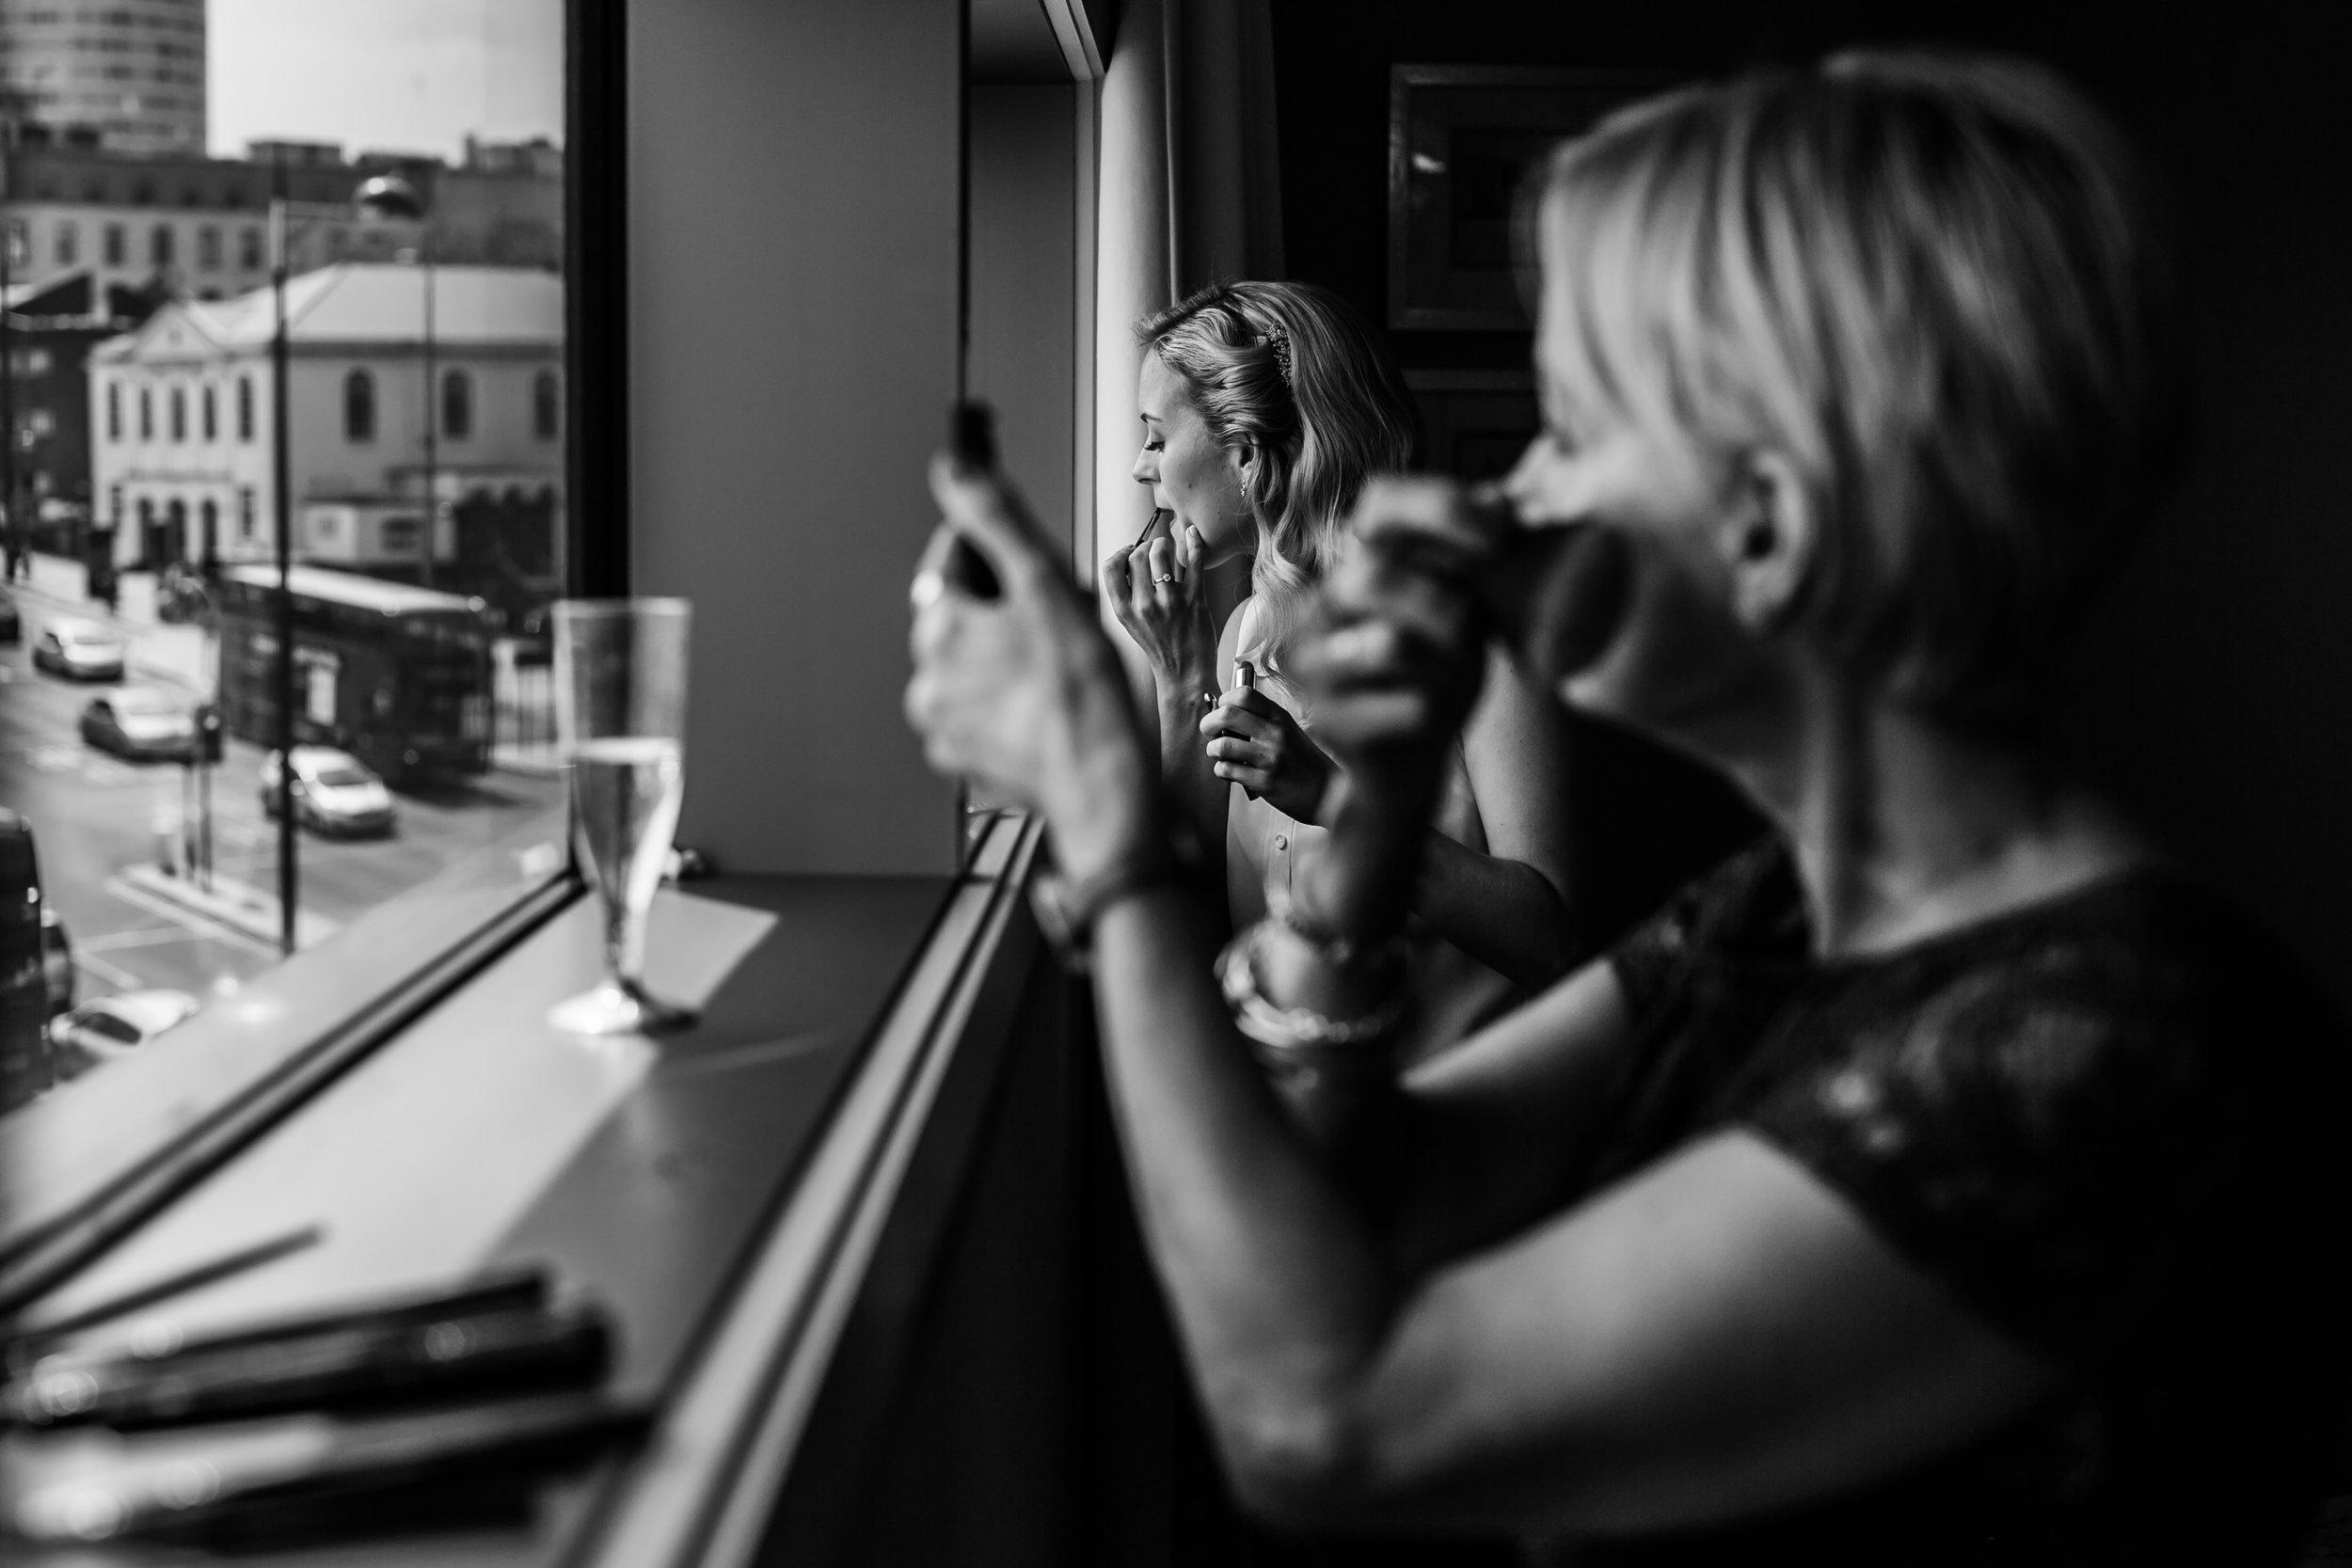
[926,452,1050,594]
[1126,543,1157,621]
[1146,535,1176,598]
[1345,474,1509,558]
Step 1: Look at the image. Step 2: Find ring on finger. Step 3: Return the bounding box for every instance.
[1154,574,1175,585]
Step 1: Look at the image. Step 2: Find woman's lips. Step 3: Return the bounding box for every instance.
[1475,523,1632,687]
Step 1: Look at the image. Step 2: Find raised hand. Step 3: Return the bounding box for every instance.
[907,455,1159,881]
[1103,519,1218,692]
[1288,477,1501,811]
[1200,684,1339,823]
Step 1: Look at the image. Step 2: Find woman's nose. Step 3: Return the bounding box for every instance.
[1131,450,1156,485]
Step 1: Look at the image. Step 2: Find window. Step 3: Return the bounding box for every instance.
[441,369,474,439]
[344,368,376,442]
[5,5,575,1168]
[532,370,561,439]
[3,218,23,269]
[56,220,79,266]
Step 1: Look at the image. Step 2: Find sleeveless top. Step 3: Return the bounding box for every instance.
[1545,841,2352,1566]
[1223,598,1519,1061]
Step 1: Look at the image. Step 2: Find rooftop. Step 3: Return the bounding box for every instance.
[92,263,564,363]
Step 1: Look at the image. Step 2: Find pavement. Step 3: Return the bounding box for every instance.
[114,862,342,951]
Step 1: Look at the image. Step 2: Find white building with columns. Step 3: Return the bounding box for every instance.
[86,262,563,574]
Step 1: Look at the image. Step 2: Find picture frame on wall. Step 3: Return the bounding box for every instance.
[1388,65,1676,331]
[1406,369,1540,483]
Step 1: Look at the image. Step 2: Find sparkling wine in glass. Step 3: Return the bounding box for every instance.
[548,599,695,1036]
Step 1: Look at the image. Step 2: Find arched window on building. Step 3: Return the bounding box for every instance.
[532,370,560,440]
[169,387,187,442]
[201,385,217,442]
[441,369,474,440]
[344,369,376,443]
[139,388,153,441]
[237,375,254,441]
[199,499,220,568]
[106,383,121,442]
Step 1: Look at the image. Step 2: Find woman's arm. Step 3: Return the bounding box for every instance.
[1406,647,1579,988]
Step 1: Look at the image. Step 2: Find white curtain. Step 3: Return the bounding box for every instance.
[1091,0,1284,684]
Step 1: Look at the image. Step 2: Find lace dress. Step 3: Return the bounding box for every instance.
[1553,842,2352,1566]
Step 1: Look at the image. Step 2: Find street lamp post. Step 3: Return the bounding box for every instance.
[2,213,20,582]
[266,166,421,955]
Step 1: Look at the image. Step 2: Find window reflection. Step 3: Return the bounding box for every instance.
[0,1,568,1103]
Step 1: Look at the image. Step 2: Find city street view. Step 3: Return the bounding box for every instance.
[2,561,562,1079]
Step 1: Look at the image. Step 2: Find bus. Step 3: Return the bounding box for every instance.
[218,564,494,785]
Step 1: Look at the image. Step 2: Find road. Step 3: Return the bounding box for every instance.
[0,583,563,1018]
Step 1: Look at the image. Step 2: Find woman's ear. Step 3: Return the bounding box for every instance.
[1718,450,1816,633]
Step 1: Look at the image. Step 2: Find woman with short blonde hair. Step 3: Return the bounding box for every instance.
[907,49,2349,1562]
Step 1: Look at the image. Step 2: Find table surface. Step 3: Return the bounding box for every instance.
[3,870,951,1565]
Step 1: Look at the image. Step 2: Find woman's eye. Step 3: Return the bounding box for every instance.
[1144,441,1165,452]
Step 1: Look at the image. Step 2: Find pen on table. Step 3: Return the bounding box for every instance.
[5,1224,325,1369]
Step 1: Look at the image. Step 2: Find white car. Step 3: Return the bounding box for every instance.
[31,618,128,681]
[51,989,202,1074]
[260,747,399,837]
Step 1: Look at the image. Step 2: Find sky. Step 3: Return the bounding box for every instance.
[207,0,564,163]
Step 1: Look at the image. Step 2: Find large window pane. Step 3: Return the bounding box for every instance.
[1,0,568,1107]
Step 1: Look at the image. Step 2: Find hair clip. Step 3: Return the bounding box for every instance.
[1260,327,1294,390]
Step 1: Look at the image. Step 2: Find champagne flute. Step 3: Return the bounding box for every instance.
[548,599,695,1036]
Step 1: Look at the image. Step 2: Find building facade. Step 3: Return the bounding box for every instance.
[1,138,564,304]
[0,0,205,155]
[0,267,137,549]
[87,262,563,588]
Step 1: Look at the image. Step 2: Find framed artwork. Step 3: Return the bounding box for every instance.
[1407,369,1539,484]
[1388,65,1675,331]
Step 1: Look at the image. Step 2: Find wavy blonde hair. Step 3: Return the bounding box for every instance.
[1139,281,1417,670]
[1533,51,2189,724]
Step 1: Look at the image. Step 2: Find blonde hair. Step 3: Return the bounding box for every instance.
[1534,50,2189,723]
[1139,281,1417,669]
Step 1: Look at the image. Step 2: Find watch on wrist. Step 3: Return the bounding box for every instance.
[1031,834,1187,970]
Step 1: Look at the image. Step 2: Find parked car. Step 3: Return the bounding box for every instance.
[40,906,74,1018]
[260,747,399,837]
[80,686,199,761]
[0,583,20,644]
[31,617,128,681]
[51,989,201,1076]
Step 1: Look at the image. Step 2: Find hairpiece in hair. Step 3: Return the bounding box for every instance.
[1260,327,1294,389]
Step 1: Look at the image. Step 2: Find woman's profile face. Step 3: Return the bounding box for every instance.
[1502,305,1782,743]
[1133,354,1253,564]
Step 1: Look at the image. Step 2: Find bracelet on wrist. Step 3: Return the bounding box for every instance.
[1216,919,1406,1078]
[1266,885,1411,979]
[1032,832,1185,972]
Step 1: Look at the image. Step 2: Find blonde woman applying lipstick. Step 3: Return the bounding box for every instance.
[1104,281,1582,1036]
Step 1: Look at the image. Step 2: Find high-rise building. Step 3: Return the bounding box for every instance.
[0,0,207,155]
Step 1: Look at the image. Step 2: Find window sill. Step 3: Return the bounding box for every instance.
[3,813,1049,1568]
